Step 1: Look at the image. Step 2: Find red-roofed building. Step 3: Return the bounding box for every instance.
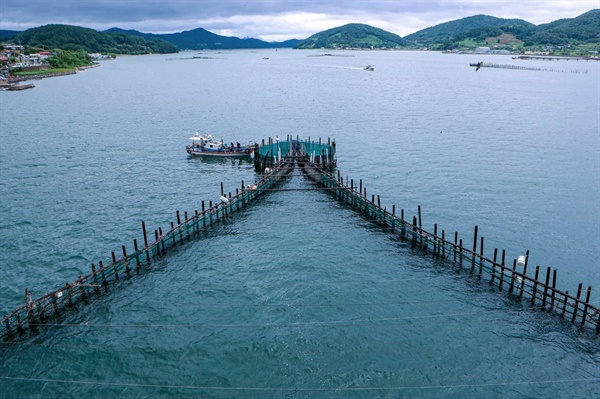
[38,51,53,60]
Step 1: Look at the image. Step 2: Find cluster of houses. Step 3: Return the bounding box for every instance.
[0,44,53,80]
[1,44,114,80]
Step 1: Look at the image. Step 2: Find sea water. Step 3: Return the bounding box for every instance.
[0,49,598,397]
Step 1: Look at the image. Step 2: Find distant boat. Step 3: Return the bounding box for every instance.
[186,133,253,157]
[364,65,375,71]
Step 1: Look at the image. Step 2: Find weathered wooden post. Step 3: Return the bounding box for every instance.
[142,221,149,263]
[529,265,539,301]
[170,222,176,247]
[491,248,498,285]
[91,263,99,293]
[184,211,189,239]
[156,229,162,254]
[412,216,418,247]
[499,250,506,291]
[441,230,446,259]
[158,227,166,255]
[581,286,592,327]
[550,269,557,311]
[111,252,119,280]
[122,245,130,274]
[133,239,140,267]
[542,267,551,308]
[509,259,517,294]
[453,232,458,263]
[433,224,438,257]
[99,260,107,286]
[471,225,478,272]
[572,283,583,324]
[478,236,484,276]
[561,291,569,319]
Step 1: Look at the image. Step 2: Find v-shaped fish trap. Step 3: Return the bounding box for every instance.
[2,137,599,342]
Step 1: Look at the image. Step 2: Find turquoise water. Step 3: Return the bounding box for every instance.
[0,50,599,397]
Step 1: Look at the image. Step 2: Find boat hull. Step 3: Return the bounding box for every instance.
[186,146,252,157]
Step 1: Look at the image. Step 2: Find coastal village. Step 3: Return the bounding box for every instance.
[0,43,109,90]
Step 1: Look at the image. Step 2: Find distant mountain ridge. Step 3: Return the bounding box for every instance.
[2,9,598,53]
[106,27,301,50]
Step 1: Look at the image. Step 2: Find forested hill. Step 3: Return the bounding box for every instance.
[12,24,179,54]
[533,9,600,44]
[106,27,301,50]
[404,15,534,44]
[295,23,406,49]
[404,10,600,49]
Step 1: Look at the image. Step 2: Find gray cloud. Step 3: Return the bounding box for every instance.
[1,0,597,40]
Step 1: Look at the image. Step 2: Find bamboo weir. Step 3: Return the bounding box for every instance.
[2,136,599,342]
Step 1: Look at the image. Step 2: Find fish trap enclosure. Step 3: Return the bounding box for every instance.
[2,137,599,343]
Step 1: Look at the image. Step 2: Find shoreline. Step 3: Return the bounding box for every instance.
[4,63,101,88]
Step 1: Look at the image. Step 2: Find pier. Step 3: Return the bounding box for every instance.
[2,137,599,342]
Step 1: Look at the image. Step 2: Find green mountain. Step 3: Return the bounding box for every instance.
[106,27,301,50]
[13,24,179,54]
[529,9,600,45]
[404,15,534,45]
[295,23,406,49]
[405,10,600,49]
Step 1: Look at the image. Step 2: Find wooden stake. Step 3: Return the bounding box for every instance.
[581,286,591,327]
[572,283,583,324]
[542,267,550,308]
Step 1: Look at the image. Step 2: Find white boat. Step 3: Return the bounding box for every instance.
[185,133,253,157]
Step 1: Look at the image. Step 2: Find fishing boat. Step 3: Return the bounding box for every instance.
[364,65,375,71]
[186,133,253,157]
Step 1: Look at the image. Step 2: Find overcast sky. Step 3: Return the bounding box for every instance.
[1,0,598,41]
